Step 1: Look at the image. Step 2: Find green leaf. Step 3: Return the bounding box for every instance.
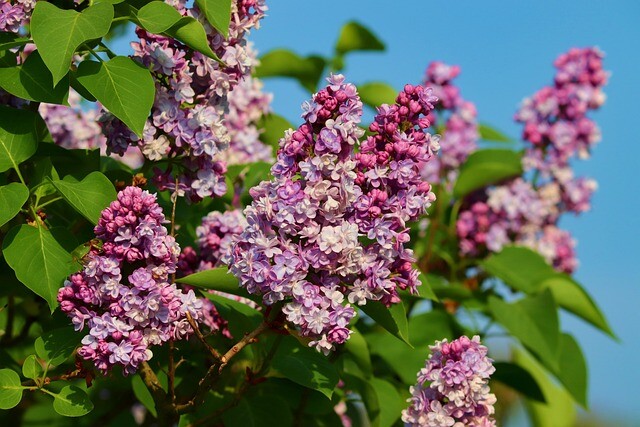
[176,266,245,295]
[492,362,545,403]
[0,182,29,227]
[417,273,439,302]
[76,56,155,137]
[131,374,157,418]
[343,328,372,379]
[539,275,614,338]
[258,113,293,154]
[203,292,261,338]
[514,347,576,427]
[0,33,30,52]
[481,246,555,294]
[271,337,339,399]
[195,0,231,38]
[0,105,47,173]
[360,301,411,346]
[34,327,82,366]
[478,123,513,142]
[52,385,94,417]
[0,51,69,104]
[370,378,404,427]
[488,290,560,372]
[357,82,397,109]
[256,49,326,93]
[335,21,385,55]
[0,369,24,410]
[556,333,588,408]
[31,2,114,85]
[223,395,292,427]
[22,355,43,380]
[453,149,523,197]
[137,1,183,33]
[50,171,116,224]
[3,225,77,312]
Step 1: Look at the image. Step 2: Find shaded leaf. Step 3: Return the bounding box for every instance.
[481,246,555,294]
[31,2,114,85]
[52,385,94,417]
[195,0,232,38]
[0,182,29,227]
[343,327,372,379]
[258,113,293,153]
[370,378,404,427]
[453,149,523,197]
[417,273,439,302]
[0,51,69,104]
[492,362,545,403]
[131,374,157,418]
[0,105,47,173]
[51,171,116,224]
[360,300,411,346]
[34,327,82,366]
[0,33,30,51]
[222,394,292,427]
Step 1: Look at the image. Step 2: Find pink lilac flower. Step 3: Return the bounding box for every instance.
[0,0,35,33]
[57,187,217,375]
[402,336,496,427]
[100,0,267,201]
[228,74,439,353]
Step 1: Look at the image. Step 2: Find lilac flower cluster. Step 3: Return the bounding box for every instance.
[100,0,266,201]
[402,336,496,427]
[454,48,607,273]
[420,62,479,185]
[0,0,34,33]
[227,74,439,353]
[57,186,207,374]
[221,75,274,165]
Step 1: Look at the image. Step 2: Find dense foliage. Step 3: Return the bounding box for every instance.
[0,1,613,426]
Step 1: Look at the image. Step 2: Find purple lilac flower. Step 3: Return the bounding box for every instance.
[0,0,34,33]
[100,0,267,202]
[57,187,214,375]
[402,336,496,427]
[228,74,439,354]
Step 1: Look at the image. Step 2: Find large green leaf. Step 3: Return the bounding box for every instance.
[256,49,325,93]
[453,149,523,197]
[492,362,545,403]
[360,300,411,346]
[0,182,29,227]
[51,171,116,224]
[0,369,24,410]
[0,51,69,104]
[370,378,404,427]
[137,2,221,61]
[357,82,397,109]
[222,395,292,427]
[488,290,560,372]
[335,21,385,55]
[514,348,576,427]
[416,273,439,302]
[195,0,232,38]
[31,2,114,85]
[343,327,372,379]
[52,385,94,417]
[270,337,339,399]
[3,225,77,312]
[76,56,155,137]
[0,105,47,173]
[556,333,588,408]
[481,246,555,294]
[34,328,82,367]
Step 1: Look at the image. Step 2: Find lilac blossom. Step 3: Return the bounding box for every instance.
[0,0,34,33]
[402,336,496,427]
[228,74,439,353]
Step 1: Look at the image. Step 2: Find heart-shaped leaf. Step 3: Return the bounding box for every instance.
[76,56,154,137]
[195,0,231,38]
[21,355,43,380]
[51,171,116,224]
[136,1,182,33]
[52,385,94,417]
[3,224,77,312]
[0,51,69,104]
[31,2,114,85]
[0,369,24,410]
[0,105,47,173]
[0,182,29,227]
[335,21,385,55]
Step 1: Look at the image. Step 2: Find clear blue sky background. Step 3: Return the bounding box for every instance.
[113,1,639,422]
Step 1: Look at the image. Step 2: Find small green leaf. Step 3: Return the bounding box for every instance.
[478,123,513,142]
[176,266,243,294]
[271,337,339,399]
[360,300,411,346]
[34,327,82,366]
[0,105,47,173]
[0,51,69,104]
[131,374,157,418]
[453,149,523,197]
[258,113,293,153]
[52,385,94,417]
[0,33,30,52]
[76,57,155,137]
[22,355,43,380]
[335,21,385,55]
[370,378,404,427]
[31,2,114,85]
[481,246,555,294]
[195,0,232,38]
[203,292,262,338]
[223,395,292,427]
[3,225,77,312]
[0,369,24,410]
[136,1,183,33]
[256,49,326,93]
[357,82,397,109]
[489,290,560,372]
[492,362,545,403]
[556,333,588,408]
[417,273,439,302]
[51,171,116,224]
[0,182,29,227]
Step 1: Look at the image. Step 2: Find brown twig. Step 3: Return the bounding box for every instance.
[186,311,223,361]
[139,361,177,426]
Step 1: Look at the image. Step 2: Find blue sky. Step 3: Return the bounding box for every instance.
[112,0,640,422]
